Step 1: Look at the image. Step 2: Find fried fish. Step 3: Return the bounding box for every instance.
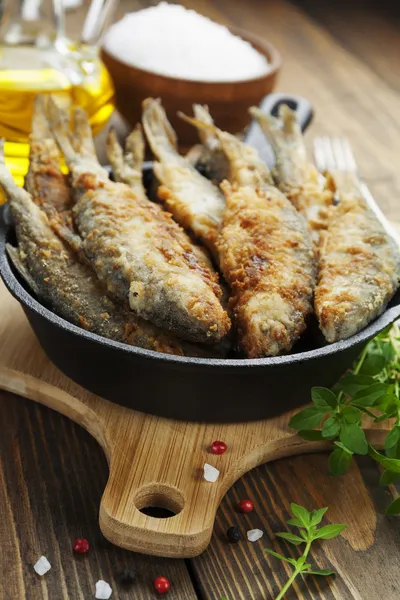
[48,98,230,344]
[142,98,225,258]
[250,105,334,246]
[251,105,400,342]
[315,173,400,342]
[183,114,316,357]
[25,95,73,222]
[0,146,187,355]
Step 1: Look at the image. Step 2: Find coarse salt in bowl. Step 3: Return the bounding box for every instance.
[101,2,281,148]
[103,2,270,83]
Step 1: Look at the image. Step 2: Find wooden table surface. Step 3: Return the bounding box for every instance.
[2,0,400,598]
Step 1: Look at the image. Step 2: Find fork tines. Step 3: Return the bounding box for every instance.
[313,136,357,173]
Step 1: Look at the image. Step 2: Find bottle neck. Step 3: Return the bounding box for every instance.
[0,0,65,47]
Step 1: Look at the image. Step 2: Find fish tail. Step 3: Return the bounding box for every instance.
[250,105,308,186]
[106,127,126,181]
[142,98,178,159]
[178,110,218,138]
[106,125,145,193]
[47,96,77,167]
[192,104,219,148]
[279,104,300,135]
[125,123,145,171]
[31,95,51,141]
[249,106,288,153]
[72,107,99,162]
[179,111,245,166]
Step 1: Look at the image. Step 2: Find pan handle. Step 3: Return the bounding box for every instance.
[244,92,313,168]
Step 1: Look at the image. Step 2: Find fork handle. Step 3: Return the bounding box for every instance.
[244,92,313,168]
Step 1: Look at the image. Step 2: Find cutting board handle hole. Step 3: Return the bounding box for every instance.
[134,483,184,519]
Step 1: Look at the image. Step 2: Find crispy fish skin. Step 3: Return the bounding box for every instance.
[250,105,333,246]
[218,182,315,357]
[187,118,316,357]
[315,181,400,342]
[48,100,230,344]
[0,160,186,355]
[106,124,218,275]
[106,126,233,358]
[25,95,73,221]
[142,98,225,258]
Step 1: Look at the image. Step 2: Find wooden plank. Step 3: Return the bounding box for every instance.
[292,0,400,93]
[192,454,400,599]
[0,391,198,600]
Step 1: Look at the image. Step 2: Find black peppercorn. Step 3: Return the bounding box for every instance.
[227,526,242,543]
[119,568,137,584]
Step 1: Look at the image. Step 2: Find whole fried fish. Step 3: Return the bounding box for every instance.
[142,98,225,258]
[183,115,316,358]
[315,173,400,342]
[48,99,230,344]
[106,124,233,358]
[251,105,400,342]
[25,95,73,223]
[250,105,334,246]
[106,125,217,274]
[0,148,188,355]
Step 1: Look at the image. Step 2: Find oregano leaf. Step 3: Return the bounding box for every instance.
[329,447,353,476]
[337,374,376,396]
[321,417,340,439]
[309,507,329,527]
[341,406,361,424]
[264,549,292,564]
[311,387,338,410]
[339,422,368,455]
[312,524,347,540]
[286,518,305,528]
[380,469,400,487]
[384,426,400,452]
[359,354,386,376]
[352,383,389,406]
[289,407,326,430]
[275,532,305,546]
[290,503,310,528]
[386,498,400,516]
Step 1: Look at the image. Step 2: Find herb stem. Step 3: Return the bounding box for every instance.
[353,344,369,375]
[275,539,312,600]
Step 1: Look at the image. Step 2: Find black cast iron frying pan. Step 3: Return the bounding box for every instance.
[1,93,399,423]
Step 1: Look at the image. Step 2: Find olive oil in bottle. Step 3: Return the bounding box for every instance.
[0,0,114,188]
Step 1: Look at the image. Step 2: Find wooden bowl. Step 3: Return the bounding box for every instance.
[101,26,282,149]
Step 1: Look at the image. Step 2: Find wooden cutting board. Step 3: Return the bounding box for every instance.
[0,280,392,558]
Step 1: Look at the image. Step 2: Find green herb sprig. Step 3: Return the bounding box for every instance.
[265,503,345,600]
[289,323,400,514]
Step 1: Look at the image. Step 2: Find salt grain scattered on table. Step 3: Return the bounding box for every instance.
[95,580,112,599]
[204,463,220,482]
[103,2,270,82]
[247,529,264,542]
[33,555,51,576]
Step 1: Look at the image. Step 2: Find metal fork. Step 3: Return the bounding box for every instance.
[313,136,400,245]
